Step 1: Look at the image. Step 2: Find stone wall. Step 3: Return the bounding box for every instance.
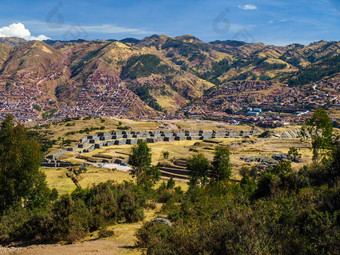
[48,128,262,160]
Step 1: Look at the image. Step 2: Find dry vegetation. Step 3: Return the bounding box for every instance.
[13,204,163,255]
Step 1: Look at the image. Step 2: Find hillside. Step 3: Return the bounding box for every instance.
[0,36,339,119]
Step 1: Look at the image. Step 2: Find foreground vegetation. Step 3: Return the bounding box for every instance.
[135,109,339,255]
[0,116,147,243]
[0,110,339,254]
[136,155,339,254]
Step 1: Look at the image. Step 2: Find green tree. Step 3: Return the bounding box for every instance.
[162,151,170,159]
[326,140,340,187]
[166,176,175,189]
[187,153,210,187]
[0,115,50,212]
[129,140,160,188]
[301,108,334,163]
[287,147,301,162]
[240,174,256,195]
[255,161,294,198]
[211,146,232,182]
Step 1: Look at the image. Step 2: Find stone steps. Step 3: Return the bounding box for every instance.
[160,170,190,180]
[173,159,187,167]
[159,166,190,176]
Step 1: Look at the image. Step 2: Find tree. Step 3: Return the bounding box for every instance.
[326,140,340,187]
[255,161,294,198]
[0,115,50,212]
[240,174,256,195]
[287,147,301,162]
[129,140,160,188]
[166,176,175,189]
[162,151,170,159]
[301,108,334,163]
[211,146,232,182]
[187,153,210,187]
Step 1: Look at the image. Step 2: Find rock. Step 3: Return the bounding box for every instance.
[152,217,172,227]
[272,154,288,161]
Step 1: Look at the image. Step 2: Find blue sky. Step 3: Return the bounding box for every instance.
[0,0,339,45]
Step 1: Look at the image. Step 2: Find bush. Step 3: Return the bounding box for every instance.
[0,181,147,244]
[83,115,92,120]
[117,125,130,130]
[98,227,114,238]
[146,200,157,210]
[162,151,170,159]
[135,221,174,249]
[137,182,340,255]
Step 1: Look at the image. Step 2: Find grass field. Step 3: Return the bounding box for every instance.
[41,120,334,188]
[42,167,76,194]
[78,167,133,188]
[47,136,313,190]
[42,166,188,195]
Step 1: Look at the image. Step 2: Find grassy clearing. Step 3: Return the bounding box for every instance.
[42,167,76,195]
[42,166,133,194]
[42,166,188,195]
[78,167,134,188]
[36,117,162,153]
[39,117,119,141]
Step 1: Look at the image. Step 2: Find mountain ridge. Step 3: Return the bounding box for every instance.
[0,36,339,119]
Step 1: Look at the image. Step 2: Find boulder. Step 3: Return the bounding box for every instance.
[152,217,172,227]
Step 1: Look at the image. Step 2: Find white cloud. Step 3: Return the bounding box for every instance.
[0,23,50,41]
[23,20,153,35]
[77,24,153,35]
[238,4,257,10]
[269,19,288,24]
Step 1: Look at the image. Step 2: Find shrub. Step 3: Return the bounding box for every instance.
[166,177,175,189]
[162,151,170,159]
[98,227,114,238]
[83,115,92,120]
[0,181,147,244]
[146,200,157,210]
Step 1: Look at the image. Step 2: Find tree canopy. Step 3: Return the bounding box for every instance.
[0,115,50,212]
[301,108,334,162]
[129,139,160,188]
[211,146,232,182]
[187,153,210,187]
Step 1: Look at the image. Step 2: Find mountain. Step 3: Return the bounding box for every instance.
[0,36,339,118]
[0,37,26,47]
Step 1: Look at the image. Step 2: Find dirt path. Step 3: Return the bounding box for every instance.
[4,239,140,255]
[4,223,142,255]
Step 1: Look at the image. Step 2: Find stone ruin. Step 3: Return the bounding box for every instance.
[48,129,262,160]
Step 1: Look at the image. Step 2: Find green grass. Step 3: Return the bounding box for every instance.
[42,166,188,194]
[42,167,76,195]
[78,167,134,188]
